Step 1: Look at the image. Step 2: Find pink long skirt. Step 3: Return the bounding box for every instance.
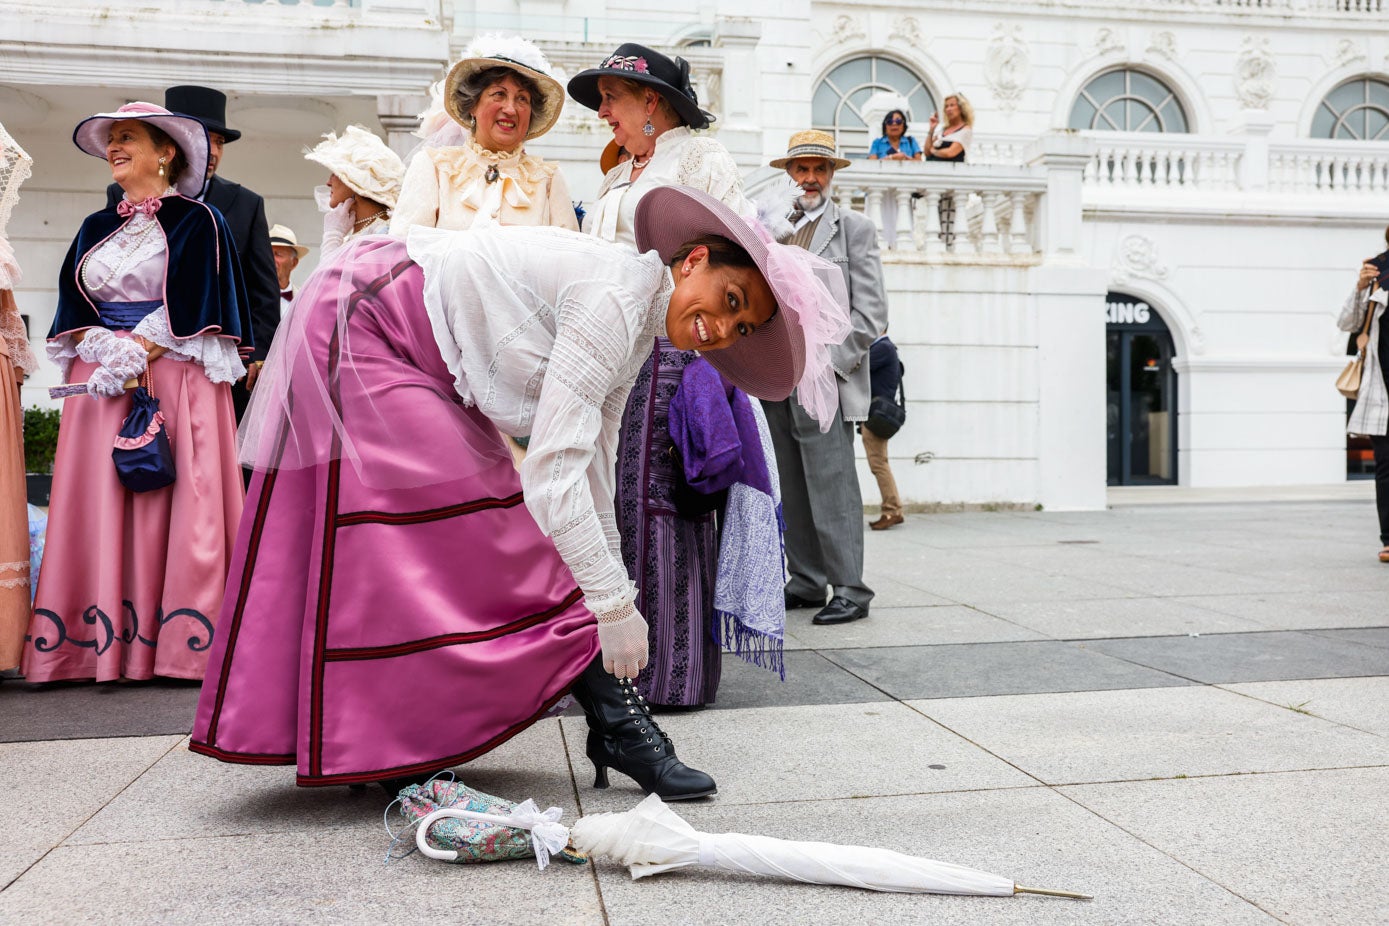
[191,239,599,787]
[22,347,243,682]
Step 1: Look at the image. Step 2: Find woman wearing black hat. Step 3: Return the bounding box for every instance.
[568,46,782,712]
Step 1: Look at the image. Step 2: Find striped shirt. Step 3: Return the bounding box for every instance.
[1339,286,1389,437]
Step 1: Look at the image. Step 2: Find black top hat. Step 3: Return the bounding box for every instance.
[164,85,242,143]
[567,44,714,131]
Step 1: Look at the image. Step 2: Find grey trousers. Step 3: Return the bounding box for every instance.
[762,398,874,608]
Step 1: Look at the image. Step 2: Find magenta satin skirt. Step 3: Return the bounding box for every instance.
[23,347,243,682]
[191,239,599,787]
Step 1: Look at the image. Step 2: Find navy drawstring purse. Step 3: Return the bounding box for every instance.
[112,368,175,492]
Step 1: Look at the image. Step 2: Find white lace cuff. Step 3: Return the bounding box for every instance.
[47,335,81,383]
[131,312,246,385]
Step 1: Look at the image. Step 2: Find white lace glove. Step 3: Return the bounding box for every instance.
[595,602,649,680]
[76,329,147,397]
[321,199,355,259]
[84,365,129,398]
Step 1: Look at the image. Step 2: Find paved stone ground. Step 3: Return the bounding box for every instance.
[2,496,1387,925]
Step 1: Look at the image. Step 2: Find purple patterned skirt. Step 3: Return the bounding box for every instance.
[615,338,721,707]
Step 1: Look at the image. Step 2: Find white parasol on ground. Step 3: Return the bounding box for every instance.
[570,794,1090,900]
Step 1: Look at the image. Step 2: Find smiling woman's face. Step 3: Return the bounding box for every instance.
[471,73,534,153]
[106,120,171,193]
[596,76,651,151]
[665,246,776,352]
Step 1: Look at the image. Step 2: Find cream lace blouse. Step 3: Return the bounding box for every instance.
[390,140,579,235]
[407,224,672,618]
[586,127,751,249]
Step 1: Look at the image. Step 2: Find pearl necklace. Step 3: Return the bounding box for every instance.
[80,214,161,294]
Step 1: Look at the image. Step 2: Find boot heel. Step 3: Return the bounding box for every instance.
[592,764,610,789]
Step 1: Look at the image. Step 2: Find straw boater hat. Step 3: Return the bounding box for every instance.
[268,224,308,258]
[769,130,852,171]
[634,186,848,412]
[303,126,405,210]
[443,34,565,140]
[568,43,714,131]
[72,102,211,199]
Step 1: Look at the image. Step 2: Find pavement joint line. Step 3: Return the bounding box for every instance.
[1210,683,1389,738]
[1,734,183,893]
[1047,780,1295,925]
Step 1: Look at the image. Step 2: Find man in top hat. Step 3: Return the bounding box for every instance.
[268,223,307,314]
[106,85,280,401]
[764,130,887,626]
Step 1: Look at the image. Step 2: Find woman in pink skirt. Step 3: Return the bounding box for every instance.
[191,188,848,798]
[22,103,250,683]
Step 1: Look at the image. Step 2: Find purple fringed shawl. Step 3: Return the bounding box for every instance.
[670,358,786,679]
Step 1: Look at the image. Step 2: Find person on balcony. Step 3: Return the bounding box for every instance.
[926,93,974,163]
[569,43,783,710]
[305,126,404,258]
[25,103,250,683]
[768,130,886,626]
[190,187,848,797]
[390,35,578,235]
[1342,253,1389,563]
[0,121,38,673]
[868,109,923,162]
[106,87,278,409]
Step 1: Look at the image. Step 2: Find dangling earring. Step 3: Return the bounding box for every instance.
[642,119,655,137]
[158,157,166,178]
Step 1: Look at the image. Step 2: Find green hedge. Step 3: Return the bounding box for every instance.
[23,406,61,474]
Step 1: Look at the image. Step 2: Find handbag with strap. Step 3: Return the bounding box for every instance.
[112,365,176,492]
[864,372,907,440]
[1337,292,1378,399]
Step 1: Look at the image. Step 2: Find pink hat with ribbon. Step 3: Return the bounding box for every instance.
[635,186,851,431]
[72,102,210,199]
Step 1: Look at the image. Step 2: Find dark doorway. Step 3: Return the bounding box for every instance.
[1107,294,1178,486]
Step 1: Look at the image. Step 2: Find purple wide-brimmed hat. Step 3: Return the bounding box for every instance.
[73,102,210,199]
[634,187,850,429]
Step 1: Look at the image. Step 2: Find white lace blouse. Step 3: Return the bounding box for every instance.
[407,224,672,618]
[586,127,752,249]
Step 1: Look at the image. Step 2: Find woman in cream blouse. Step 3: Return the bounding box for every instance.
[390,35,578,235]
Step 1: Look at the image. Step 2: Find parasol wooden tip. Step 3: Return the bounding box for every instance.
[1014,884,1093,900]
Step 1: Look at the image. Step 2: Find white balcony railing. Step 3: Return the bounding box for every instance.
[1082,132,1243,192]
[1268,139,1389,194]
[835,162,1047,258]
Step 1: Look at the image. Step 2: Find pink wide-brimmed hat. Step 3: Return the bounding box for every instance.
[635,186,851,429]
[72,102,210,199]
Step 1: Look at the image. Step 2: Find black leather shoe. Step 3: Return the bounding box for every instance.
[784,590,826,610]
[569,656,716,801]
[812,596,869,625]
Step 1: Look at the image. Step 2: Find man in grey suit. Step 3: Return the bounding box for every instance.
[764,130,888,625]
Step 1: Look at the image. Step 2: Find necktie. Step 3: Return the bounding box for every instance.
[788,205,805,226]
[281,290,293,302]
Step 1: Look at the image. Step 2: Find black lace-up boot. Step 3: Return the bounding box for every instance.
[568,655,717,800]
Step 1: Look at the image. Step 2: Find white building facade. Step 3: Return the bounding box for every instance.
[5,0,1389,509]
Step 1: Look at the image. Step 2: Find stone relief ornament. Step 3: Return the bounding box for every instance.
[1096,28,1124,56]
[1112,234,1169,285]
[1148,32,1177,61]
[985,23,1031,114]
[826,15,865,48]
[1334,38,1367,67]
[1234,36,1276,110]
[890,15,926,51]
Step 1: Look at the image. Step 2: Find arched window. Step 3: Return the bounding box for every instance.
[1069,69,1189,133]
[1312,77,1389,140]
[812,56,935,156]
